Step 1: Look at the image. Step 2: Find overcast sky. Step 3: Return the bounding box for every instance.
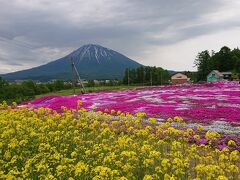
[0,0,240,74]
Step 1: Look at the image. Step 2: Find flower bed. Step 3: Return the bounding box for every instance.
[0,106,239,179]
[22,81,240,134]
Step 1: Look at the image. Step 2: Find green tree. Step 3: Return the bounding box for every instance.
[0,77,8,88]
[123,68,129,84]
[35,84,50,94]
[87,80,95,87]
[194,46,240,81]
[194,50,211,81]
[214,46,234,72]
[21,80,36,98]
[22,80,36,92]
[53,80,64,91]
[235,59,240,73]
[122,66,170,85]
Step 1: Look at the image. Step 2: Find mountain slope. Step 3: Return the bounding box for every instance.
[2,44,142,81]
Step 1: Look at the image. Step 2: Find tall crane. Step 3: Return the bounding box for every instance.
[70,57,86,94]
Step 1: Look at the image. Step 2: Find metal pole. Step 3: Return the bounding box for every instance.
[73,64,86,93]
[71,58,76,94]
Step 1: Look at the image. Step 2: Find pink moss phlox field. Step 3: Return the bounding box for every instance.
[22,81,240,125]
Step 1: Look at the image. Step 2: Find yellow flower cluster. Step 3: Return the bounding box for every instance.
[0,104,239,179]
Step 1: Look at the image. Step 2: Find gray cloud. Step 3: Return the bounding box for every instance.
[0,0,240,73]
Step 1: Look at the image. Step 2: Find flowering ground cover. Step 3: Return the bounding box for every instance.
[0,104,239,179]
[22,81,240,134]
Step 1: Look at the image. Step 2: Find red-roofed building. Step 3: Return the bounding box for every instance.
[171,72,190,85]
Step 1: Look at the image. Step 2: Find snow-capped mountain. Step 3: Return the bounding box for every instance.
[71,44,117,63]
[2,44,142,81]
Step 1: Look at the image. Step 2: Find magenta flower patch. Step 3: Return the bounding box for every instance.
[22,81,240,130]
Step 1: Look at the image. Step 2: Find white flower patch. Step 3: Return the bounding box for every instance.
[205,121,240,134]
[140,96,163,103]
[133,107,147,113]
[175,107,189,110]
[89,103,100,110]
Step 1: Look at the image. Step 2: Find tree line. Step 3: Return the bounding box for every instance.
[0,77,124,104]
[0,78,71,103]
[123,66,170,85]
[194,46,240,81]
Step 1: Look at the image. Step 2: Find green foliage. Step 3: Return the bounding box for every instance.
[35,84,50,94]
[123,66,170,85]
[183,71,198,83]
[195,46,240,81]
[53,80,64,91]
[0,77,125,104]
[0,77,8,88]
[85,79,121,88]
[86,80,95,87]
[0,78,72,104]
[194,50,211,81]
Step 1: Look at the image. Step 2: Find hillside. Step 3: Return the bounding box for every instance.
[1,44,142,81]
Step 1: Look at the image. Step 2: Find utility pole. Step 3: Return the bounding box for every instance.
[71,58,76,94]
[71,57,86,94]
